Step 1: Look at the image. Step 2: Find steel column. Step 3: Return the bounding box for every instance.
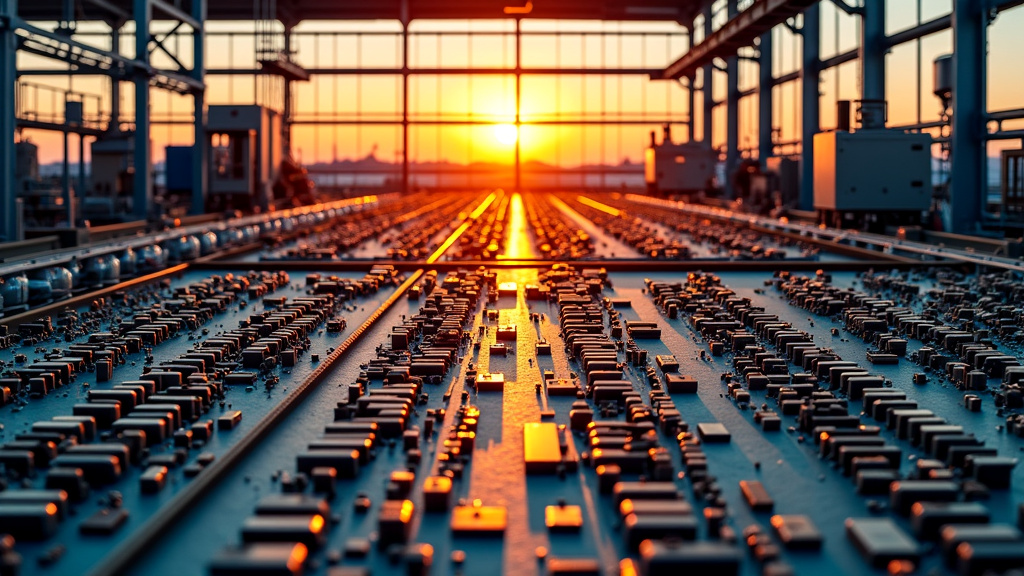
[861,0,885,104]
[758,30,773,167]
[63,130,71,224]
[401,23,409,195]
[133,0,152,220]
[0,0,16,240]
[400,0,410,195]
[78,135,86,207]
[687,75,696,142]
[800,3,819,211]
[110,25,121,132]
[514,17,522,193]
[190,0,206,215]
[701,4,713,147]
[725,0,739,197]
[949,0,985,233]
[282,27,292,155]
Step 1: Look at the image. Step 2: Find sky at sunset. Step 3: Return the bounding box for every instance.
[15,1,1024,175]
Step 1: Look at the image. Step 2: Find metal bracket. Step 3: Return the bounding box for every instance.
[829,0,865,16]
[782,18,803,36]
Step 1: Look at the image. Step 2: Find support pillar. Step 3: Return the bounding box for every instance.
[282,26,292,156]
[78,134,86,207]
[949,0,985,233]
[63,130,71,224]
[701,4,713,148]
[0,0,17,241]
[133,0,152,221]
[110,25,121,132]
[725,0,739,197]
[190,0,206,215]
[799,3,820,211]
[514,17,522,193]
[758,30,773,168]
[401,20,409,195]
[687,75,696,143]
[861,0,886,104]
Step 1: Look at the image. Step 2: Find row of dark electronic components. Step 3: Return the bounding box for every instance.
[210,268,489,575]
[773,271,1024,574]
[0,268,404,574]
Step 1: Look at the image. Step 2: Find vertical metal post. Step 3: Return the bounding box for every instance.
[701,4,713,147]
[78,134,86,213]
[758,30,773,168]
[800,3,820,211]
[110,25,121,133]
[861,0,886,104]
[514,17,522,193]
[133,0,152,221]
[949,0,984,233]
[0,0,17,241]
[282,26,292,156]
[725,0,739,197]
[63,130,71,225]
[401,6,409,196]
[687,75,696,143]
[191,0,206,215]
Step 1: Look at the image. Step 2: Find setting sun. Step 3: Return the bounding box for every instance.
[494,123,519,146]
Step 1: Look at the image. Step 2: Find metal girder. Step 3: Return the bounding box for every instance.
[151,0,201,29]
[82,0,129,22]
[829,0,863,16]
[661,0,819,80]
[13,18,202,94]
[211,67,665,76]
[16,118,105,136]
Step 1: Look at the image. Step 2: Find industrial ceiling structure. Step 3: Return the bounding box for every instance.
[2,0,1024,242]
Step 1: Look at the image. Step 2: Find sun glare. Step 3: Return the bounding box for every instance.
[494,123,519,146]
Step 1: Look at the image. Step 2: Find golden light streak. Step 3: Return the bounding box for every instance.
[576,195,622,217]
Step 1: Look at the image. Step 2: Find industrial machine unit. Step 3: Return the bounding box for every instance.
[765,156,800,208]
[813,101,932,228]
[644,124,717,196]
[15,140,68,230]
[207,104,282,212]
[85,132,136,223]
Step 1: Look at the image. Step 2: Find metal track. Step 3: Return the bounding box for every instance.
[193,258,958,273]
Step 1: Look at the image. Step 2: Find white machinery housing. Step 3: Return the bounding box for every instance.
[207,105,282,211]
[644,125,717,195]
[813,101,932,216]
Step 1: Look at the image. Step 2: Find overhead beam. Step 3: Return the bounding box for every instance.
[151,0,201,30]
[82,0,129,22]
[661,0,820,80]
[13,18,203,93]
[210,67,666,76]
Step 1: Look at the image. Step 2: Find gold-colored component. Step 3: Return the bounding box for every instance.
[544,504,583,532]
[450,504,507,535]
[524,422,562,474]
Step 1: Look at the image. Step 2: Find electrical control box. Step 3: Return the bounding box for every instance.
[645,127,717,194]
[813,130,932,212]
